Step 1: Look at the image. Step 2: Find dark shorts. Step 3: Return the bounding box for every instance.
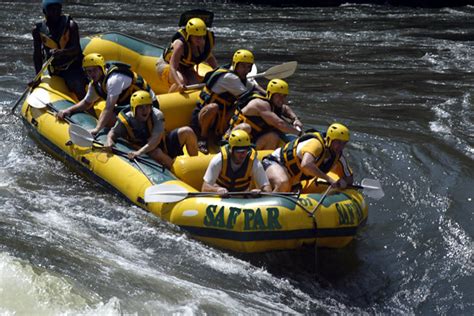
[163,128,183,158]
[56,65,88,99]
[191,103,221,138]
[190,105,201,135]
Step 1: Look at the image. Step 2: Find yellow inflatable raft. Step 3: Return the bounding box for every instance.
[19,33,369,253]
[81,32,212,95]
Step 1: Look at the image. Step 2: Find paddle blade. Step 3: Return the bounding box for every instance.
[361,178,384,200]
[69,124,94,147]
[247,64,258,86]
[26,93,45,109]
[144,183,190,203]
[26,89,51,109]
[249,61,298,80]
[248,64,258,77]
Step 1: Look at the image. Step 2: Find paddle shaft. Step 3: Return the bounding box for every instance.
[131,158,155,185]
[91,139,160,170]
[310,185,332,217]
[11,57,54,115]
[185,72,280,90]
[46,104,75,125]
[184,72,267,90]
[314,178,384,200]
[185,61,297,90]
[316,180,369,191]
[162,191,297,197]
[144,189,300,203]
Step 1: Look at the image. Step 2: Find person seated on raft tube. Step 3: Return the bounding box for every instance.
[202,130,271,195]
[191,49,265,154]
[57,53,157,136]
[226,79,304,150]
[262,123,353,193]
[104,90,198,169]
[157,17,218,93]
[32,0,88,100]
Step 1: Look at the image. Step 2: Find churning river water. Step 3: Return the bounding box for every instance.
[0,1,473,314]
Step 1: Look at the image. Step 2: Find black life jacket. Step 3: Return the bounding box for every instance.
[163,28,215,68]
[116,108,153,146]
[215,145,257,192]
[227,93,283,139]
[197,65,246,134]
[35,14,81,72]
[198,65,244,108]
[92,62,151,106]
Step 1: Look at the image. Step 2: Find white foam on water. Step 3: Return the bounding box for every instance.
[0,252,123,315]
[428,121,448,134]
[177,237,361,313]
[441,7,473,15]
[428,95,474,159]
[439,216,474,278]
[429,99,455,136]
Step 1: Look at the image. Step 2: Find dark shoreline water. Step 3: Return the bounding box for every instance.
[0,1,473,314]
[231,0,472,8]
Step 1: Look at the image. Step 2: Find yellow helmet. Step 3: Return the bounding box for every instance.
[82,53,105,73]
[185,18,207,39]
[228,130,251,151]
[130,90,152,116]
[232,49,254,69]
[326,123,350,146]
[266,79,289,99]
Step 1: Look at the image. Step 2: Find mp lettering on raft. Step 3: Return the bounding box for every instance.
[204,204,282,231]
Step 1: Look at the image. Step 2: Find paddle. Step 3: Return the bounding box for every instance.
[68,123,102,147]
[307,184,332,271]
[307,179,383,270]
[247,63,258,86]
[309,185,333,217]
[314,178,384,200]
[10,56,54,115]
[24,91,81,126]
[249,61,298,80]
[144,183,298,203]
[185,61,298,90]
[27,88,58,109]
[144,177,384,203]
[68,123,160,183]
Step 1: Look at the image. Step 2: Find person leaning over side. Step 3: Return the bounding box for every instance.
[227,79,304,150]
[202,130,271,195]
[105,90,198,170]
[262,123,353,192]
[32,0,88,99]
[191,49,265,153]
[157,17,218,93]
[57,53,157,136]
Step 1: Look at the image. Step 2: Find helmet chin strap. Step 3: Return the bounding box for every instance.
[325,138,331,147]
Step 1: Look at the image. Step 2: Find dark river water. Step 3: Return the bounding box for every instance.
[1,0,473,314]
